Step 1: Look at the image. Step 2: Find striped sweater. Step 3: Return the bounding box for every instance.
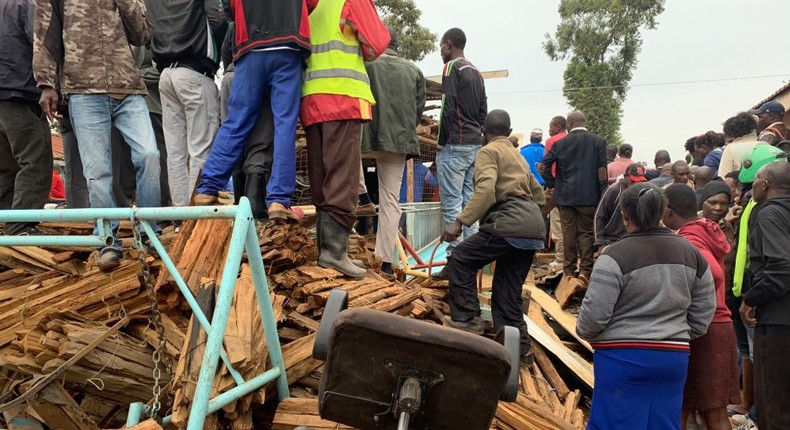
[576,228,716,351]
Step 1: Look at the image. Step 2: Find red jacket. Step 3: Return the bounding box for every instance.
[300,0,389,127]
[226,0,318,60]
[678,218,732,323]
[543,131,566,177]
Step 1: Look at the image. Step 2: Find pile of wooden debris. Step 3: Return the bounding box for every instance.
[0,217,593,430]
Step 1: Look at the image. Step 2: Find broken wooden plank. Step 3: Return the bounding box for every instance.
[532,344,570,400]
[25,383,100,430]
[553,275,586,309]
[272,398,354,430]
[524,314,593,389]
[527,285,592,352]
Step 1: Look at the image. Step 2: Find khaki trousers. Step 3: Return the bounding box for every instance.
[550,207,564,261]
[371,153,406,262]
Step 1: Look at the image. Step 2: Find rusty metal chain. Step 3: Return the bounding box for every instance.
[132,217,167,419]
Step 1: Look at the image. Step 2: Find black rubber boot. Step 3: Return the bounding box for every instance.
[317,210,367,279]
[316,209,364,268]
[245,172,268,221]
[232,172,246,205]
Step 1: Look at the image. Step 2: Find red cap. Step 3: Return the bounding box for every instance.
[625,163,647,182]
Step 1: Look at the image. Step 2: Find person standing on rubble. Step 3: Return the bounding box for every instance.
[146,0,226,208]
[540,111,608,285]
[442,109,545,366]
[218,22,276,221]
[194,0,315,222]
[430,27,488,281]
[577,183,715,430]
[0,0,53,236]
[361,27,426,280]
[301,0,389,278]
[542,115,567,270]
[34,0,162,271]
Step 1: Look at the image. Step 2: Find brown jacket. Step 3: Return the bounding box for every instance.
[458,136,545,227]
[33,0,153,95]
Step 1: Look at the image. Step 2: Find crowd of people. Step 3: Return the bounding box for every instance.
[505,107,788,430]
[2,1,790,429]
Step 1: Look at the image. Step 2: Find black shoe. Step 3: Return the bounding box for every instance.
[98,249,123,272]
[431,265,450,281]
[442,316,485,335]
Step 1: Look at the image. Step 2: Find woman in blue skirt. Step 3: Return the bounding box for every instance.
[577,183,717,430]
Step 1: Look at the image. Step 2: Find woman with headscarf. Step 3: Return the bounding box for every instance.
[577,183,716,430]
[664,184,740,430]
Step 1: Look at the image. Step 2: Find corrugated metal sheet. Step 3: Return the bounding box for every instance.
[400,202,444,251]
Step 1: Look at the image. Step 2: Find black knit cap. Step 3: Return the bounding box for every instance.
[700,181,731,204]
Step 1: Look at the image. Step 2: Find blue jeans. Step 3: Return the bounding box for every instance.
[197,50,302,207]
[437,144,480,256]
[69,94,161,252]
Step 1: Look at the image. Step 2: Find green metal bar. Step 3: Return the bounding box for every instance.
[245,220,290,400]
[160,367,282,426]
[125,402,146,427]
[0,235,111,247]
[185,200,253,430]
[140,222,245,386]
[0,205,239,223]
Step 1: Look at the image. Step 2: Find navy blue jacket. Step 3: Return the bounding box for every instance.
[0,0,39,101]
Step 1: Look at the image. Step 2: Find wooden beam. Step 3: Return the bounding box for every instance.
[527,285,593,352]
[553,276,587,309]
[524,315,594,389]
[532,344,570,400]
[125,419,164,430]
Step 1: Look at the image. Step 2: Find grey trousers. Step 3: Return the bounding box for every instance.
[159,66,219,206]
[0,99,52,234]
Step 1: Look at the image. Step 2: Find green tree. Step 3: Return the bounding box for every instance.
[544,0,665,144]
[374,0,436,62]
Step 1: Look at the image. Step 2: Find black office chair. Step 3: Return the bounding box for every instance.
[309,289,520,430]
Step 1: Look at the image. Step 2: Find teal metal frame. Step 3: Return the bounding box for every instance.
[0,198,289,429]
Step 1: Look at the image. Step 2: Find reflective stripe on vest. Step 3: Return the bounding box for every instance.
[311,40,361,55]
[304,68,370,85]
[302,0,375,102]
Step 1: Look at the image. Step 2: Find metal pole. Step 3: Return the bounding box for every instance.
[160,367,282,426]
[140,223,245,386]
[125,402,146,427]
[0,205,240,223]
[397,411,411,430]
[0,235,111,247]
[185,199,253,430]
[245,219,290,400]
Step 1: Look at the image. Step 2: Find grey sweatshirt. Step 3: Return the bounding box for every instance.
[577,228,716,351]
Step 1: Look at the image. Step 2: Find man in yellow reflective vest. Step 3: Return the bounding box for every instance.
[301,0,389,278]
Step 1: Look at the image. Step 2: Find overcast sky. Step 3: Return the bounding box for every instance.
[410,0,790,164]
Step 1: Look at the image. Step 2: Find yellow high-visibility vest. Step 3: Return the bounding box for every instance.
[302,0,375,103]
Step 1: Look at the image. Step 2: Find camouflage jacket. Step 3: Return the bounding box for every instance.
[33,0,153,95]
